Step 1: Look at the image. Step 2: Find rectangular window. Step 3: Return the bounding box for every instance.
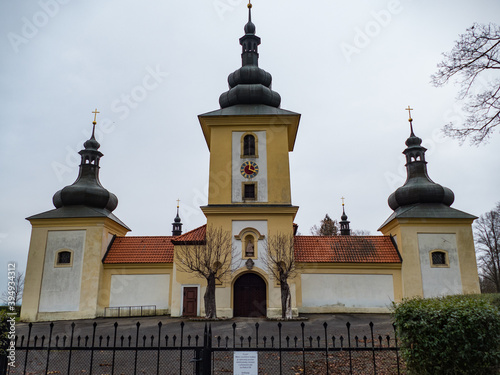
[243,183,256,199]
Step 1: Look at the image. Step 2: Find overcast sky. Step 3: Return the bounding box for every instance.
[1,0,499,290]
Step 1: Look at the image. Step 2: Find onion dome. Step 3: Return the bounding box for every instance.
[388,113,454,211]
[219,2,281,108]
[52,113,118,212]
[172,202,183,236]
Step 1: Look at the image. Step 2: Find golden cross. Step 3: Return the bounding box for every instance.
[248,0,252,8]
[405,106,415,134]
[405,106,413,121]
[341,196,345,206]
[176,198,180,208]
[92,108,100,124]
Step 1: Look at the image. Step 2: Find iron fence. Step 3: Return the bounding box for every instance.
[3,319,403,374]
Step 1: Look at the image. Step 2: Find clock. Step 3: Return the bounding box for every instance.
[240,161,259,178]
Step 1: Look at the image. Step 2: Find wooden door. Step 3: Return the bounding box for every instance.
[183,287,197,317]
[233,273,266,317]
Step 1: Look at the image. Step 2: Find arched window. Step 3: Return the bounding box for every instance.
[55,250,73,267]
[243,134,256,156]
[430,250,449,267]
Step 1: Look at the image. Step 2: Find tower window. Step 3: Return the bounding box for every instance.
[243,183,256,200]
[243,134,256,156]
[430,250,449,267]
[55,250,73,267]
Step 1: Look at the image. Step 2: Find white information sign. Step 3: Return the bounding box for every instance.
[234,351,258,375]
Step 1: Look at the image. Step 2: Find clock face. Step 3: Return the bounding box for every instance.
[240,161,259,178]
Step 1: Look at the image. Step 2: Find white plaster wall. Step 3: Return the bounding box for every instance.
[39,230,85,312]
[418,233,462,298]
[301,274,394,308]
[232,131,267,202]
[109,274,170,309]
[232,220,268,270]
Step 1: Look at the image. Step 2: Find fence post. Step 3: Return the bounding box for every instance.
[198,323,211,375]
[369,322,377,375]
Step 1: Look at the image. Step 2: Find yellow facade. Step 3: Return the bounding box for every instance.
[380,217,480,298]
[22,217,129,322]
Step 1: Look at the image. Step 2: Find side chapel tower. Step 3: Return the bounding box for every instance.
[196,3,301,317]
[379,112,480,298]
[21,114,130,321]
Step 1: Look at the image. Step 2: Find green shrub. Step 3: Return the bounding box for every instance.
[0,310,9,355]
[392,295,500,375]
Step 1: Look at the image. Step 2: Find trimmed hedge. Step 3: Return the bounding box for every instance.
[393,295,500,375]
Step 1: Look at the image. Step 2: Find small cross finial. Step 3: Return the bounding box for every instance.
[341,196,345,206]
[92,108,100,124]
[405,106,415,135]
[248,0,252,9]
[176,198,180,208]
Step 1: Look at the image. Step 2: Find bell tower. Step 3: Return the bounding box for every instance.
[379,109,480,298]
[198,2,300,235]
[197,3,300,317]
[21,111,130,322]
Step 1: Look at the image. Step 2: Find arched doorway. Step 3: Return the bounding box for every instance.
[233,273,267,317]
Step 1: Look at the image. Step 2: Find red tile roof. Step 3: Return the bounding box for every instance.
[294,236,401,263]
[171,225,206,244]
[103,236,174,264]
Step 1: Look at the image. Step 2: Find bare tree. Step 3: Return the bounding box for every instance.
[475,202,500,292]
[262,233,296,319]
[431,23,500,145]
[1,271,24,307]
[175,226,237,318]
[310,214,339,236]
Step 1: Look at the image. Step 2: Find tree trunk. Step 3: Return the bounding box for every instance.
[280,280,292,319]
[204,274,217,318]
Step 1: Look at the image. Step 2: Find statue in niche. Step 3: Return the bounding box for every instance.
[245,237,255,257]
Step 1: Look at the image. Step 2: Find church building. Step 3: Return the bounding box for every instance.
[21,4,480,322]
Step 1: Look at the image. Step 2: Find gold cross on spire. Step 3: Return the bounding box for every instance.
[341,196,345,206]
[405,106,415,134]
[405,106,413,122]
[92,108,100,124]
[248,0,252,9]
[176,198,180,208]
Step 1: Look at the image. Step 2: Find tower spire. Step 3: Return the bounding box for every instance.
[52,110,118,211]
[387,111,454,210]
[172,200,183,236]
[339,197,351,236]
[219,2,281,108]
